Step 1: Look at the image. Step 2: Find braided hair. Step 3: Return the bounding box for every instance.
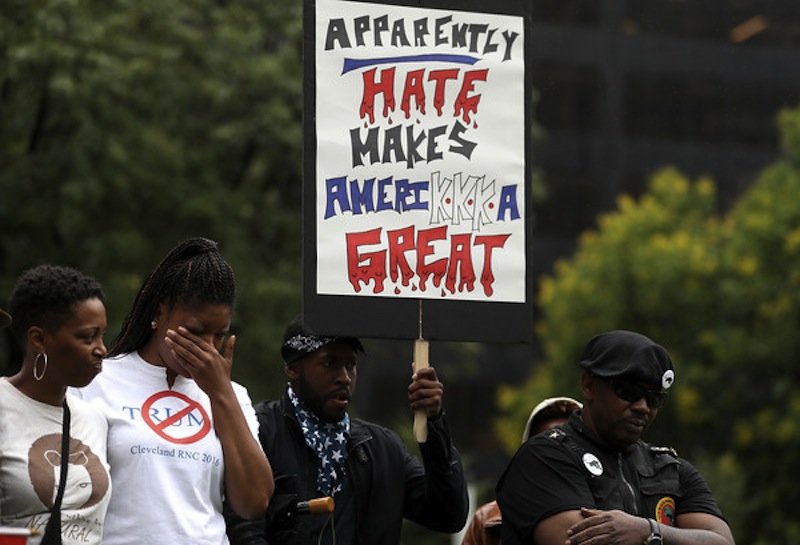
[110,237,236,356]
[8,264,105,348]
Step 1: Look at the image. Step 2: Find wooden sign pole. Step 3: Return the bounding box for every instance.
[413,338,430,443]
[413,301,429,443]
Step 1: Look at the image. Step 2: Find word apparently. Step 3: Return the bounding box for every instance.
[324,14,520,62]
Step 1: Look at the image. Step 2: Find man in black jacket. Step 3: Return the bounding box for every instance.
[226,315,469,545]
[496,330,735,545]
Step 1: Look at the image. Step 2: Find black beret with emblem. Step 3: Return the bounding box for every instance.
[579,330,675,390]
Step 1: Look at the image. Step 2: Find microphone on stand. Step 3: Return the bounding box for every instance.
[294,496,335,515]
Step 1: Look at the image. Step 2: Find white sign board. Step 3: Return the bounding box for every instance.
[315,0,526,303]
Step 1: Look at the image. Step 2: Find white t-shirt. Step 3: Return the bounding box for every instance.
[73,352,259,545]
[0,378,111,544]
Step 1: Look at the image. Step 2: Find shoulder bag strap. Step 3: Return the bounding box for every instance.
[41,399,71,545]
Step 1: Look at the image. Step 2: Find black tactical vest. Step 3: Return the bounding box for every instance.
[551,427,680,524]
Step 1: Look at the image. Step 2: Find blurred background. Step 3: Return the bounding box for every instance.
[2,1,800,544]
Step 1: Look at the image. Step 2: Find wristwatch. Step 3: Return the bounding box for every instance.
[643,518,663,545]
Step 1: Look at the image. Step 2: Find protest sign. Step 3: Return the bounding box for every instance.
[304,0,533,343]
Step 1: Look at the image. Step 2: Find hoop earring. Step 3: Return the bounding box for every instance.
[33,352,48,381]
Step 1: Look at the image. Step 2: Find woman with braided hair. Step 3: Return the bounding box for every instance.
[73,237,274,545]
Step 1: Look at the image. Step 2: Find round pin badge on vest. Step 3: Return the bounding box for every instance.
[582,452,603,476]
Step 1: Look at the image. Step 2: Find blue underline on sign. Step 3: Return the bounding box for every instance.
[341,54,480,74]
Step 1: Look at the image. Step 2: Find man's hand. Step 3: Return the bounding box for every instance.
[565,508,736,545]
[408,365,444,419]
[566,508,649,545]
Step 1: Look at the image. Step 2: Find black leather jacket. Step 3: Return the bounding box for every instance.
[226,391,469,545]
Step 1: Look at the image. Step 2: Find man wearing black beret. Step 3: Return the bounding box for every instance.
[496,330,735,545]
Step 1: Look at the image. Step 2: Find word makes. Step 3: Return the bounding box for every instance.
[346,225,509,297]
[350,121,475,167]
[325,14,520,62]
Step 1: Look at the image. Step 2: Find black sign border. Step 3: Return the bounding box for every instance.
[303,0,533,343]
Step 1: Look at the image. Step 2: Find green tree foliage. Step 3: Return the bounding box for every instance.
[496,105,800,545]
[0,0,304,401]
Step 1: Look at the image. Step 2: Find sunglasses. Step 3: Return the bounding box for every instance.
[604,377,668,409]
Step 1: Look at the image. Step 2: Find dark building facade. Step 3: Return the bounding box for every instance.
[531,0,800,284]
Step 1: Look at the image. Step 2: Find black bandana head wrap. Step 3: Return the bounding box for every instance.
[281,314,364,365]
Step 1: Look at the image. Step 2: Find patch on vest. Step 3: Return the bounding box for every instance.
[582,452,603,476]
[650,445,678,457]
[655,496,676,526]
